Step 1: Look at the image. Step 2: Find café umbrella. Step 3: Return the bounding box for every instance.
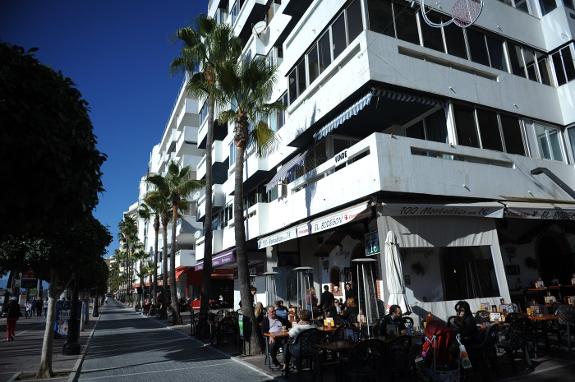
[384,231,411,314]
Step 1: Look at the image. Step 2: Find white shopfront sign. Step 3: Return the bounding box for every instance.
[381,202,504,219]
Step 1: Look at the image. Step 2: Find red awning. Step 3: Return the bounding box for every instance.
[176,268,187,281]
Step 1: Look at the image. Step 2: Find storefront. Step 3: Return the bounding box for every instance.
[192,249,235,308]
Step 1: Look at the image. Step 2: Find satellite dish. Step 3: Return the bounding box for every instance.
[252,21,267,37]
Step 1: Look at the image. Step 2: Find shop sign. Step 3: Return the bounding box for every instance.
[506,207,575,220]
[195,250,236,271]
[257,227,297,249]
[381,203,504,218]
[364,231,380,256]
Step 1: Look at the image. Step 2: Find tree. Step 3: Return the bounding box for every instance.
[118,216,138,305]
[148,162,202,324]
[218,56,283,353]
[0,44,107,378]
[138,196,161,305]
[172,16,241,329]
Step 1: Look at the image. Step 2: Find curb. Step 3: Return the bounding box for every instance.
[66,307,103,382]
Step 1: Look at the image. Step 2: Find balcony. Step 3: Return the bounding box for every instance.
[245,202,269,241]
[176,98,197,131]
[175,249,196,268]
[197,140,227,180]
[176,215,202,245]
[260,133,575,237]
[195,229,224,262]
[231,0,267,43]
[196,184,226,221]
[175,125,200,156]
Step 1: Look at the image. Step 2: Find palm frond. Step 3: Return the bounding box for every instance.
[248,120,280,157]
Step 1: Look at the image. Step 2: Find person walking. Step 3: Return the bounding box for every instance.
[43,298,48,317]
[6,298,21,341]
[36,298,43,316]
[25,300,32,319]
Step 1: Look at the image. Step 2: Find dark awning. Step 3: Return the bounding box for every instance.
[264,151,307,192]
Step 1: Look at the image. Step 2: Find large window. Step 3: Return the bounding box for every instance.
[367,0,394,37]
[551,45,575,86]
[538,0,557,15]
[534,123,564,161]
[318,31,332,73]
[486,35,507,71]
[500,115,525,155]
[568,126,575,161]
[467,29,490,67]
[332,12,347,59]
[229,142,236,167]
[346,0,364,43]
[508,43,526,77]
[477,109,503,151]
[454,104,480,148]
[199,101,208,124]
[307,45,320,84]
[421,11,445,52]
[406,108,448,143]
[444,23,468,59]
[401,246,500,302]
[394,2,419,44]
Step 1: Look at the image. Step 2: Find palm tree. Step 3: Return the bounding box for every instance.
[172,16,241,328]
[218,56,283,353]
[148,162,202,324]
[138,199,161,306]
[118,216,138,305]
[132,241,148,307]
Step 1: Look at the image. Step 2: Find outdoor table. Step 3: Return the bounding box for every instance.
[317,339,356,382]
[318,325,338,333]
[527,314,559,354]
[263,331,289,368]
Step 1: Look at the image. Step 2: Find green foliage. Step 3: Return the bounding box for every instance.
[0,43,106,240]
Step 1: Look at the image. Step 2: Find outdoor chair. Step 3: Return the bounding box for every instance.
[385,335,413,380]
[505,313,523,324]
[343,339,386,382]
[555,304,575,352]
[284,328,323,378]
[497,316,533,371]
[474,310,491,324]
[216,316,239,347]
[467,324,499,379]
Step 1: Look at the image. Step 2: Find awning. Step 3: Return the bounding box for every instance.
[380,202,505,219]
[194,248,236,271]
[372,88,439,107]
[258,201,371,249]
[502,201,575,220]
[175,267,187,281]
[265,151,307,193]
[313,91,374,141]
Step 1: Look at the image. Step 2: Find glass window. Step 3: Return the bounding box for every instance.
[367,0,395,37]
[277,93,287,128]
[538,0,557,15]
[561,46,575,82]
[514,0,530,13]
[535,123,564,161]
[296,59,306,96]
[477,109,503,151]
[537,53,551,85]
[444,23,468,59]
[467,29,490,67]
[486,35,506,71]
[421,11,445,52]
[524,50,538,82]
[552,52,567,85]
[565,0,575,10]
[508,43,526,77]
[569,127,575,161]
[229,142,236,166]
[288,68,297,104]
[332,12,347,59]
[425,109,448,143]
[407,120,425,139]
[318,31,331,74]
[394,2,419,45]
[307,45,320,84]
[454,104,480,148]
[346,0,364,43]
[500,115,525,155]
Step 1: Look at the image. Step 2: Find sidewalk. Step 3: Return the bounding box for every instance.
[0,308,98,382]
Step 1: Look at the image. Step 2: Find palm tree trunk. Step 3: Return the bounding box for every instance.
[162,218,169,307]
[170,205,180,324]
[234,121,260,354]
[200,96,215,333]
[153,217,159,306]
[37,269,58,378]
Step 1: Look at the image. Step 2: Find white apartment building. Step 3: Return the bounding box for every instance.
[191,0,575,323]
[125,75,205,299]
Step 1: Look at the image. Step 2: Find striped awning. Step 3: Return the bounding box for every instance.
[265,151,307,193]
[372,88,439,106]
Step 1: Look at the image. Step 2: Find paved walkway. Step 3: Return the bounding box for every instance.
[77,300,273,382]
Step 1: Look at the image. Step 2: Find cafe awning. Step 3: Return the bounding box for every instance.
[258,201,372,249]
[501,201,575,220]
[194,248,236,271]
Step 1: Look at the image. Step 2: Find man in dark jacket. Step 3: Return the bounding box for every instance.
[6,298,21,341]
[319,285,334,312]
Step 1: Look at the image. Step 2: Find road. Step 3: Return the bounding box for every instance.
[77,300,273,382]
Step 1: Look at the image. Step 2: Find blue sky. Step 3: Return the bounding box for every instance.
[1,1,205,256]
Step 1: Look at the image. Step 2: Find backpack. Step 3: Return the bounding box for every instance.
[421,321,458,370]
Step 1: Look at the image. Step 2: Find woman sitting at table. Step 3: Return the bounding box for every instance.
[281,309,316,371]
[342,297,359,323]
[451,300,478,345]
[381,305,407,337]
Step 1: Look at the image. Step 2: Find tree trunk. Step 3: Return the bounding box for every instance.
[200,96,215,336]
[162,217,169,307]
[234,121,260,355]
[153,216,159,306]
[171,205,180,324]
[37,269,59,378]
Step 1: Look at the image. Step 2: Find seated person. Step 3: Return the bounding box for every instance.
[381,304,407,337]
[323,300,338,320]
[342,297,359,323]
[275,300,288,320]
[450,300,478,345]
[282,309,316,371]
[262,306,288,367]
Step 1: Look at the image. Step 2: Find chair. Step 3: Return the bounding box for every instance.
[385,335,413,380]
[474,310,491,324]
[343,339,386,382]
[216,316,239,347]
[555,304,575,352]
[497,316,533,371]
[284,328,323,377]
[467,324,499,378]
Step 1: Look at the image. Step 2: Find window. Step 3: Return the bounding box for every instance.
[318,31,332,73]
[425,109,449,143]
[199,101,208,124]
[562,46,575,81]
[288,68,297,104]
[229,142,236,167]
[454,104,480,148]
[486,35,506,71]
[346,0,363,43]
[230,0,240,25]
[467,29,490,67]
[296,59,306,95]
[500,115,525,155]
[514,0,531,13]
[332,12,347,59]
[444,23,468,59]
[367,0,395,37]
[224,203,233,225]
[537,53,551,85]
[307,45,320,84]
[538,0,557,15]
[508,43,526,77]
[568,127,575,161]
[565,0,575,10]
[534,123,564,161]
[552,52,567,85]
[477,109,503,151]
[421,11,445,52]
[552,45,575,86]
[524,50,538,82]
[276,92,287,129]
[407,120,425,139]
[394,2,419,45]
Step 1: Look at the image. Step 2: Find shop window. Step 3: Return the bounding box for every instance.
[296,59,307,95]
[421,11,445,52]
[394,2,419,45]
[318,31,332,73]
[346,0,364,43]
[538,0,557,15]
[508,43,526,77]
[307,45,320,84]
[444,23,467,59]
[500,115,525,156]
[367,0,395,37]
[535,123,564,161]
[477,109,503,151]
[454,104,480,148]
[486,34,506,71]
[467,29,490,67]
[332,12,348,59]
